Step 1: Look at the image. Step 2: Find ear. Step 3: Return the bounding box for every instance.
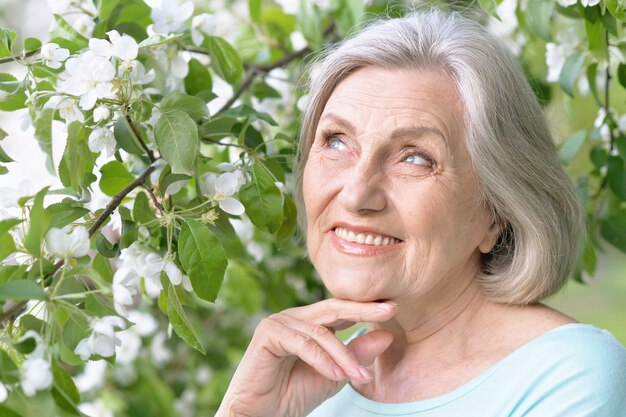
[478,220,504,254]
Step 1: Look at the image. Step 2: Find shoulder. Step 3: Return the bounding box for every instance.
[496,324,626,416]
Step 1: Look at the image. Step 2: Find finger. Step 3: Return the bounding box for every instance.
[347,329,395,367]
[275,315,373,383]
[260,317,346,382]
[283,298,398,328]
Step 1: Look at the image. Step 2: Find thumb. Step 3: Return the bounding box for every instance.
[346,329,394,367]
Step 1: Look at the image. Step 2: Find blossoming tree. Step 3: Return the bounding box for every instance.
[0,0,624,416]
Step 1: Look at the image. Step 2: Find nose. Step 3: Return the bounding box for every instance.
[337,156,386,214]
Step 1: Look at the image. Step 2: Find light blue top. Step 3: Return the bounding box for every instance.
[307,324,626,417]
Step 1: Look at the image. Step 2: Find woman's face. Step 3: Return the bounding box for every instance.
[302,67,500,303]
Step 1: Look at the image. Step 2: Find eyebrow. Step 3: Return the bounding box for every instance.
[318,112,449,146]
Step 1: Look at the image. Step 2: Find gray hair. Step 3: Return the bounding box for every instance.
[294,10,585,305]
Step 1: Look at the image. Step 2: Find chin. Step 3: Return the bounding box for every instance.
[319,270,385,302]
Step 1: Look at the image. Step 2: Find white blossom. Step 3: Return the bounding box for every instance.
[151,1,194,35]
[200,172,246,215]
[113,267,140,316]
[88,127,116,157]
[150,331,172,365]
[557,0,577,6]
[72,14,95,38]
[73,360,107,393]
[0,179,32,208]
[46,225,90,259]
[0,382,7,403]
[21,357,53,396]
[115,328,142,364]
[58,51,116,110]
[17,330,46,359]
[40,43,70,69]
[127,60,156,85]
[90,30,139,70]
[127,310,158,336]
[45,95,84,124]
[581,0,600,6]
[191,13,217,46]
[163,259,183,285]
[545,28,579,83]
[74,315,126,360]
[79,399,114,417]
[93,105,111,123]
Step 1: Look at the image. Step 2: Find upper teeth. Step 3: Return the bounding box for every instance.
[334,227,400,246]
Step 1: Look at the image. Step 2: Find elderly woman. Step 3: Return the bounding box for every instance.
[216,10,626,417]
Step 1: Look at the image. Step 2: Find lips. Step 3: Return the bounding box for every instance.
[329,223,402,256]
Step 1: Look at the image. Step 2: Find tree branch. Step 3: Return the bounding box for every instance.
[0,165,156,325]
[125,114,156,163]
[142,183,164,214]
[0,49,40,65]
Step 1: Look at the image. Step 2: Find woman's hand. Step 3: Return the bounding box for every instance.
[215,298,398,417]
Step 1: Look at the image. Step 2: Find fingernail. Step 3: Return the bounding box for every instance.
[333,365,346,379]
[377,302,396,312]
[358,365,372,380]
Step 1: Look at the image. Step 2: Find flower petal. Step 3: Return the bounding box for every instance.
[219,197,245,215]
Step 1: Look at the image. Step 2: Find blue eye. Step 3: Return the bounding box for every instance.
[404,154,430,165]
[328,137,346,151]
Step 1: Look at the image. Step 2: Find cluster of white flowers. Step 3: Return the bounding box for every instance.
[557,0,599,6]
[74,316,126,360]
[199,164,247,216]
[113,242,191,316]
[45,225,90,259]
[10,331,55,398]
[594,107,626,150]
[545,28,579,83]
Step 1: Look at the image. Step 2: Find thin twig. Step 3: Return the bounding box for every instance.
[142,183,164,214]
[0,49,40,65]
[215,68,258,115]
[202,137,246,148]
[0,165,156,324]
[125,114,156,163]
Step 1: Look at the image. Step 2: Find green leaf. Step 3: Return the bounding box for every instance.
[0,28,16,58]
[252,81,281,100]
[99,160,134,197]
[0,280,46,301]
[24,37,41,52]
[158,165,191,196]
[559,51,586,97]
[51,358,80,407]
[166,284,206,354]
[0,349,18,384]
[52,14,89,47]
[276,195,297,248]
[154,110,199,175]
[0,145,13,163]
[0,73,27,112]
[133,191,157,225]
[92,253,113,283]
[178,219,227,302]
[46,202,88,229]
[184,58,213,96]
[0,127,7,140]
[34,108,54,168]
[0,218,22,238]
[113,116,145,155]
[600,209,626,253]
[586,63,602,106]
[607,155,626,200]
[558,130,586,164]
[160,93,209,120]
[590,144,608,167]
[205,36,243,84]
[606,0,626,20]
[95,232,119,258]
[478,0,500,18]
[58,122,96,192]
[240,163,283,233]
[0,405,20,417]
[526,0,553,40]
[249,0,263,25]
[24,187,50,256]
[98,0,121,20]
[0,165,7,175]
[585,15,608,61]
[0,234,16,262]
[617,63,626,90]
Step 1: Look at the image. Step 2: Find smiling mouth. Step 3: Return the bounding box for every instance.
[333,227,402,246]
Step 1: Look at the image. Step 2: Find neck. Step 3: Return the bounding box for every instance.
[360,278,503,401]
